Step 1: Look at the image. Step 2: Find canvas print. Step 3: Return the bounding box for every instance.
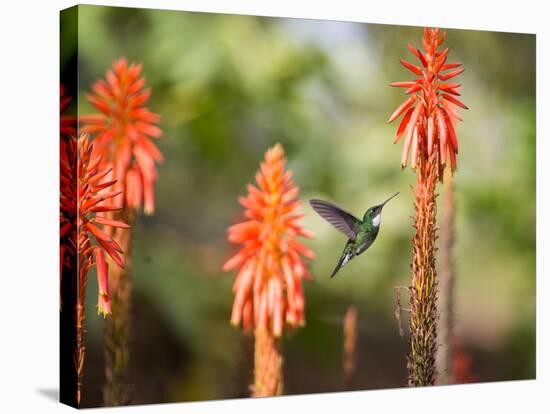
[59,4,536,408]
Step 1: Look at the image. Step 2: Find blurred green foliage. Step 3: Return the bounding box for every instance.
[61,5,535,406]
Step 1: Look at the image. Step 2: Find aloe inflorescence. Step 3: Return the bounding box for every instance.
[388,28,467,386]
[60,133,129,405]
[82,57,163,405]
[224,144,315,397]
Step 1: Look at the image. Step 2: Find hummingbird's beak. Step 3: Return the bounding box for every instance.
[381,192,399,207]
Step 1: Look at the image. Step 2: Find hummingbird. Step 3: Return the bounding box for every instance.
[309,192,399,278]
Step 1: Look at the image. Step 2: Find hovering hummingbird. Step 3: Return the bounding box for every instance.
[310,192,399,278]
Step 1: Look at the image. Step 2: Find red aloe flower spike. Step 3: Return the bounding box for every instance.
[388,28,467,388]
[389,28,467,176]
[61,134,129,314]
[224,144,315,397]
[225,144,314,335]
[60,134,129,404]
[82,57,162,215]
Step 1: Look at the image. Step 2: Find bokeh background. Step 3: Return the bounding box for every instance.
[61,5,536,407]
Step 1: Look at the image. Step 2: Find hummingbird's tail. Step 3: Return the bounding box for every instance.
[330,246,353,278]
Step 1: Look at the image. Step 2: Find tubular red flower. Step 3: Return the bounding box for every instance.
[389,28,467,176]
[94,247,112,316]
[81,57,162,214]
[224,144,315,337]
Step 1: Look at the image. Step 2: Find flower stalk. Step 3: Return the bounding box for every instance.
[388,28,467,386]
[253,328,284,397]
[102,209,135,405]
[342,305,358,389]
[408,154,438,385]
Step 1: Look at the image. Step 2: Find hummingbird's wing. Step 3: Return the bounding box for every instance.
[309,199,362,241]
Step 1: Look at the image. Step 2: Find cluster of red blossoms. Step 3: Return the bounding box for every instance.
[82,57,163,214]
[224,144,315,337]
[60,134,130,316]
[389,27,467,176]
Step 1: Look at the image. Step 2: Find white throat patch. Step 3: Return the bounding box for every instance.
[372,213,381,227]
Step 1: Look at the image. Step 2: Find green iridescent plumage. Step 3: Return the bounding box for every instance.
[310,192,399,278]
